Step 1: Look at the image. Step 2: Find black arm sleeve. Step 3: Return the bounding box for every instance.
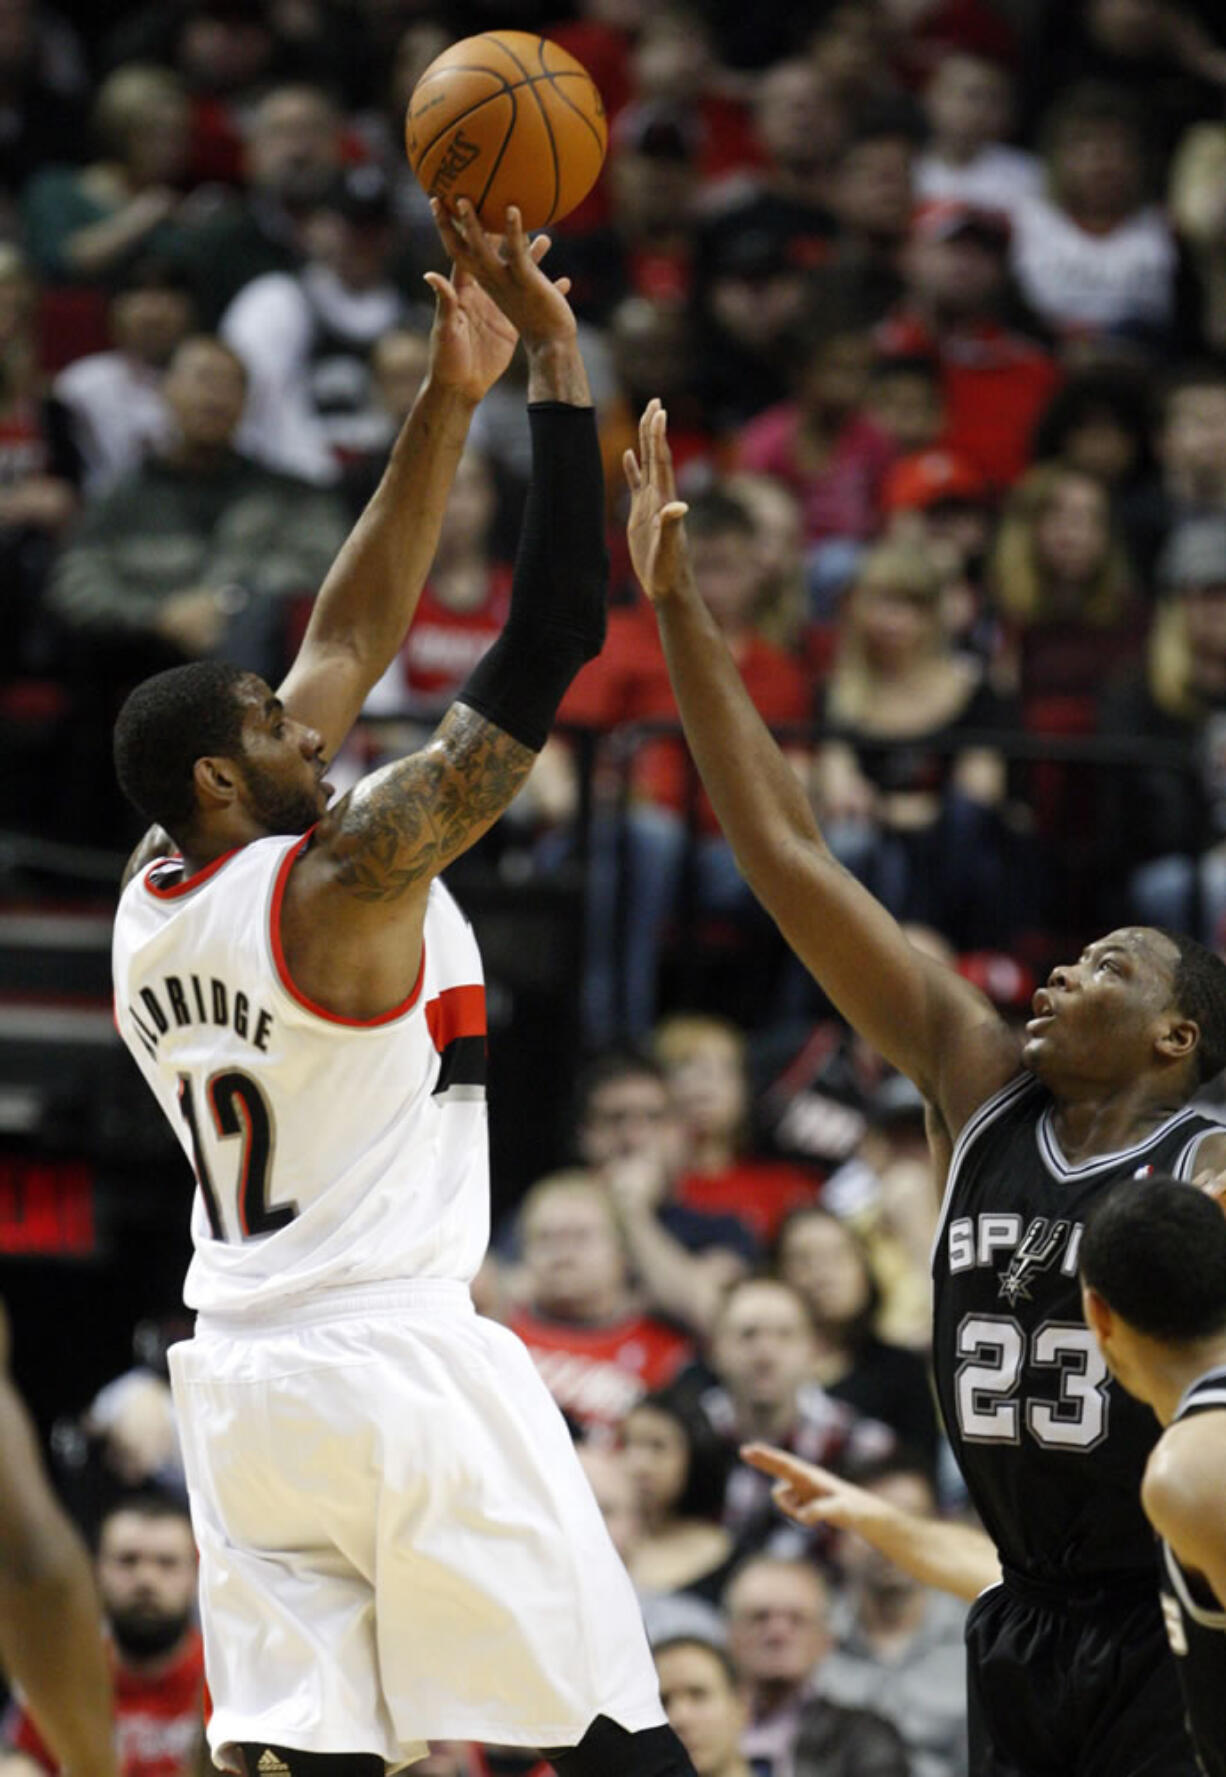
[456,401,608,752]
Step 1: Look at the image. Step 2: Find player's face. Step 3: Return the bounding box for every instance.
[233,679,331,837]
[1022,928,1184,1087]
[655,1644,747,1777]
[97,1511,197,1658]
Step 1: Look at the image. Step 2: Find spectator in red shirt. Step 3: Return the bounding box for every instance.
[505,1170,694,1441]
[651,1013,819,1244]
[2,1494,205,1777]
[878,198,1062,487]
[555,488,812,1046]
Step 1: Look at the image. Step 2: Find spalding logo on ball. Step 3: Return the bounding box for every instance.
[406,30,608,231]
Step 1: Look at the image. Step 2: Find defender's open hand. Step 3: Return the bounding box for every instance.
[624,399,691,606]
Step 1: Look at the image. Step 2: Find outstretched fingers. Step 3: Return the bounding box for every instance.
[623,446,642,493]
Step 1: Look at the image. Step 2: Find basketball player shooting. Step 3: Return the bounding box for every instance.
[110,210,696,1777]
[625,399,1226,1777]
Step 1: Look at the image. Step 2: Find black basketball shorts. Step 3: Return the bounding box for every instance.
[965,1579,1199,1777]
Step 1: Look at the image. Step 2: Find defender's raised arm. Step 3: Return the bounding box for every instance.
[625,403,1019,1140]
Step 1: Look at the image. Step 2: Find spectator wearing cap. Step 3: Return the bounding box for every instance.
[221,162,417,484]
[1099,515,1226,946]
[53,258,194,497]
[169,84,342,327]
[811,538,1022,948]
[547,103,698,326]
[736,287,895,555]
[879,197,1061,487]
[1009,81,1185,349]
[689,216,825,432]
[882,447,997,658]
[916,52,1040,224]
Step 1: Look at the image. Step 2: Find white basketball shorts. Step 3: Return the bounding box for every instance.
[167,1280,666,1771]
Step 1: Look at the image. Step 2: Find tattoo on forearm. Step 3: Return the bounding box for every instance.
[332,703,534,901]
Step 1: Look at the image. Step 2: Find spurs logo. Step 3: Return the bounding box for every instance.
[430,130,482,196]
[998,1216,1070,1304]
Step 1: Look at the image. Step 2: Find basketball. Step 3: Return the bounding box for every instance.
[405,31,608,232]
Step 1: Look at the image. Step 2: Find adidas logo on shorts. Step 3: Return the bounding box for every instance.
[257,1753,290,1776]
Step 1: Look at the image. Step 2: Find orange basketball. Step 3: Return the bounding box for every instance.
[405,30,608,232]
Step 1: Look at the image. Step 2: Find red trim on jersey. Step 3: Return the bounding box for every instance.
[143,849,240,899]
[426,984,487,1051]
[269,834,426,1026]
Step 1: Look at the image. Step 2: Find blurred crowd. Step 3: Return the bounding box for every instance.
[7,0,1226,1773]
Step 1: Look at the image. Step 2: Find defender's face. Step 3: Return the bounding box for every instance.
[1023,928,1182,1086]
[234,678,331,837]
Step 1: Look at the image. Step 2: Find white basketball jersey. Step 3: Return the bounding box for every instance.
[112,834,490,1316]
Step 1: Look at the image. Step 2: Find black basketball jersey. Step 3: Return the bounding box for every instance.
[932,1071,1222,1587]
[1158,1367,1226,1777]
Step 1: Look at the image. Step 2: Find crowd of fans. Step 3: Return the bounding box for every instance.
[8,0,1226,1774]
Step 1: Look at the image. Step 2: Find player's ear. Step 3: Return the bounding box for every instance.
[1081,1281,1111,1347]
[1155,1015,1199,1067]
[193,752,239,810]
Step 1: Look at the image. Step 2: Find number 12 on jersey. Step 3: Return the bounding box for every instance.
[956,1313,1110,1450]
[178,1070,299,1241]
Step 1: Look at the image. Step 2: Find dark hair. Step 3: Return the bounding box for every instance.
[868,350,941,388]
[1041,80,1149,157]
[841,1444,936,1494]
[627,1388,734,1520]
[573,1048,667,1123]
[96,1488,193,1548]
[653,1636,738,1687]
[114,661,250,840]
[684,488,757,544]
[119,254,194,297]
[1163,362,1226,414]
[1080,1174,1226,1342]
[1157,928,1226,1085]
[1031,366,1156,475]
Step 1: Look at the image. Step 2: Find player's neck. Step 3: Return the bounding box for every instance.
[1148,1336,1226,1426]
[1048,1078,1191,1166]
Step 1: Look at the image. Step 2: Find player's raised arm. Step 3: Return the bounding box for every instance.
[282,203,604,1012]
[274,219,563,762]
[625,403,1019,1137]
[0,1307,117,1777]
